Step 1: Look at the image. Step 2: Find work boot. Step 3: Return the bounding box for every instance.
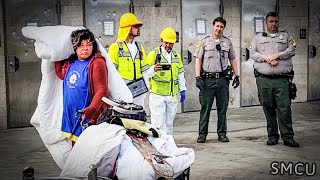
[266,136,278,146]
[218,135,229,142]
[197,135,206,143]
[283,139,300,148]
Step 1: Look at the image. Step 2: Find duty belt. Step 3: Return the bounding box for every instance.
[202,72,225,79]
[254,69,292,79]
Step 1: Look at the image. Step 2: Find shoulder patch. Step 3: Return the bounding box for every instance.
[195,40,203,53]
[289,35,297,47]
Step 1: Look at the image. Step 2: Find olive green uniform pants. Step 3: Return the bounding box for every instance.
[256,76,294,141]
[199,77,229,137]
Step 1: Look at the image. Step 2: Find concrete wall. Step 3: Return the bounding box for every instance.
[0,0,7,129]
[224,0,241,108]
[61,0,84,26]
[133,0,181,53]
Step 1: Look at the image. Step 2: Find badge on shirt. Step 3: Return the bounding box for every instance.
[279,35,284,40]
[222,42,229,50]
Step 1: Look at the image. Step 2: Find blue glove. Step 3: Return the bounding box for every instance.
[180,90,186,103]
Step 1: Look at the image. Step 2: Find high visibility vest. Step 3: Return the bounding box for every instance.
[108,42,149,82]
[148,47,185,96]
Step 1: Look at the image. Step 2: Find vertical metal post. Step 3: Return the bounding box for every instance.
[275,0,280,13]
[130,0,134,13]
[219,0,224,17]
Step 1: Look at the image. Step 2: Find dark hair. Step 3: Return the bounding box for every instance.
[213,17,226,27]
[71,29,98,58]
[266,12,279,20]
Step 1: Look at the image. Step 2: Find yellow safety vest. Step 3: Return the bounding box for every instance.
[108,42,149,82]
[147,47,185,96]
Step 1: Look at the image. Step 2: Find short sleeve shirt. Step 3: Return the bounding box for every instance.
[194,35,235,72]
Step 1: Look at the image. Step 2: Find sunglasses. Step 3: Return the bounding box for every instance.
[133,24,142,28]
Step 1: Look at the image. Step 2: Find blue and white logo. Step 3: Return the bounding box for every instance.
[67,71,80,88]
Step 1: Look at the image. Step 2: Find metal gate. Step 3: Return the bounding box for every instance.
[4,0,60,127]
[308,0,320,100]
[181,0,220,112]
[84,0,130,50]
[240,0,277,106]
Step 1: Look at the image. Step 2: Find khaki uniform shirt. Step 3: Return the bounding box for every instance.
[249,31,296,75]
[194,35,236,73]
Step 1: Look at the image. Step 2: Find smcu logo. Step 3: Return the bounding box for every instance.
[270,161,317,176]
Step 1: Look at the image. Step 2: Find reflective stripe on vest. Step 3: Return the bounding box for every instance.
[116,42,148,80]
[117,42,142,60]
[149,47,181,96]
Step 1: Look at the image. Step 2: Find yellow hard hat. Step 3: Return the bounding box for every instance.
[160,27,176,43]
[119,13,143,28]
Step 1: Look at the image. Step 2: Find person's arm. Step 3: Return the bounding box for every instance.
[108,42,119,69]
[178,54,187,91]
[228,41,239,76]
[83,57,108,120]
[195,58,202,77]
[249,36,267,63]
[178,73,187,90]
[146,50,158,78]
[229,58,239,76]
[54,59,69,80]
[194,40,204,77]
[140,46,151,89]
[276,33,296,60]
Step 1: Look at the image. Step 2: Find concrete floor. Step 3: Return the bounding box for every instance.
[0,101,319,180]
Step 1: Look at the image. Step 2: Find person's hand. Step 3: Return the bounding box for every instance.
[270,60,278,66]
[78,109,86,126]
[196,77,205,90]
[265,54,279,63]
[180,90,186,103]
[154,63,162,72]
[232,75,240,89]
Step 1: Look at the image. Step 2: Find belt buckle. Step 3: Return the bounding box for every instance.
[215,73,219,78]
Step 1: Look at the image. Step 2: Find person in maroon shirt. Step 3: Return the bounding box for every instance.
[55,29,108,143]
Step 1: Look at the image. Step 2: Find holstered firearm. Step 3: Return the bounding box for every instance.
[216,44,234,80]
[254,69,297,100]
[288,71,297,100]
[224,65,234,80]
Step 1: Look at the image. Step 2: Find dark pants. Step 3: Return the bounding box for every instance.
[198,77,229,137]
[256,76,294,141]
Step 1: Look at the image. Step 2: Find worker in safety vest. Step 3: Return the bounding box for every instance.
[108,13,149,107]
[147,27,187,135]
